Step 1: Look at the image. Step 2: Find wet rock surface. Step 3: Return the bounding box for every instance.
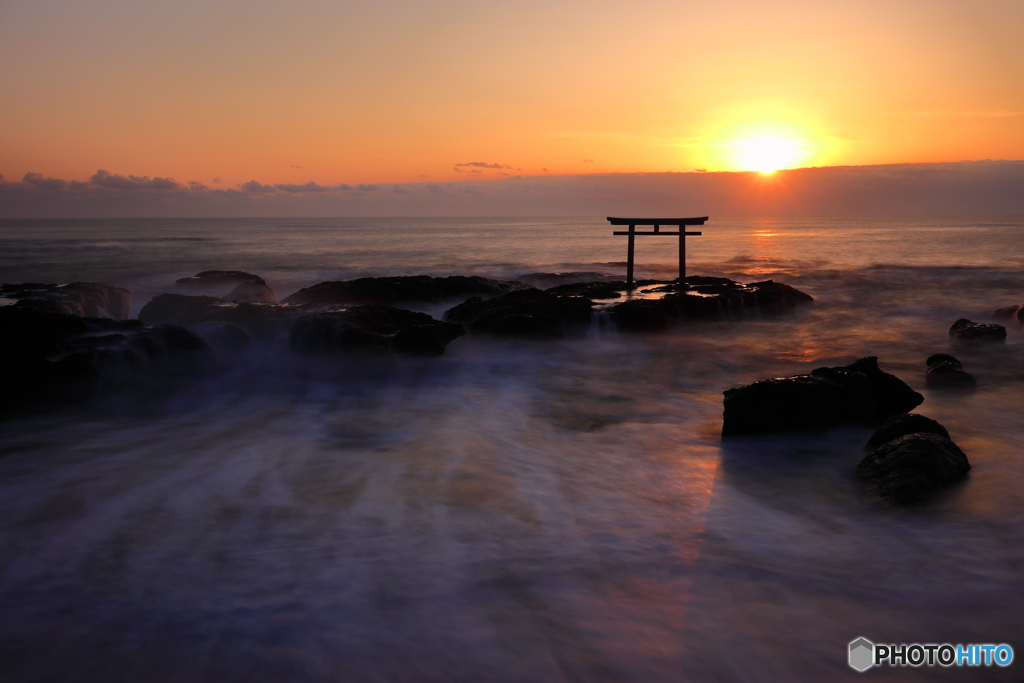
[223,280,276,303]
[290,306,464,357]
[139,294,304,340]
[722,356,923,436]
[925,353,976,390]
[0,282,130,319]
[949,318,1006,342]
[175,270,267,296]
[443,289,595,338]
[282,275,532,308]
[865,413,951,451]
[609,279,813,332]
[858,432,971,505]
[515,272,615,288]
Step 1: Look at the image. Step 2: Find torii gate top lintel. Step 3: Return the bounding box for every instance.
[606,216,709,288]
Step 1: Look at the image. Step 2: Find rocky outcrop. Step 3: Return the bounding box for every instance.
[515,272,613,288]
[223,280,276,303]
[925,353,976,390]
[865,413,951,451]
[289,306,464,357]
[0,282,130,319]
[175,270,266,295]
[858,432,970,504]
[609,279,813,332]
[443,289,595,338]
[138,294,303,340]
[990,304,1021,321]
[949,318,1006,342]
[281,275,532,308]
[204,323,251,354]
[721,357,923,436]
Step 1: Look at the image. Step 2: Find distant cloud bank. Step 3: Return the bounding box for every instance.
[2,161,1023,218]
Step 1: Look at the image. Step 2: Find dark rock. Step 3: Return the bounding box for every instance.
[991,304,1020,320]
[139,293,223,326]
[205,323,251,354]
[865,413,951,450]
[0,351,99,414]
[609,279,813,332]
[139,294,304,340]
[722,356,923,436]
[544,280,630,300]
[858,433,970,504]
[516,272,613,288]
[126,324,215,374]
[223,280,276,303]
[443,289,595,338]
[328,305,435,334]
[391,321,465,357]
[289,314,390,356]
[0,282,130,319]
[175,270,266,295]
[281,275,532,308]
[949,318,1006,342]
[926,353,961,369]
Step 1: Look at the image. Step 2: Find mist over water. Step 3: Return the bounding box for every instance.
[2,216,1023,681]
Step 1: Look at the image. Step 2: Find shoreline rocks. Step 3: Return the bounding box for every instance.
[722,357,923,436]
[949,318,1005,343]
[0,282,130,319]
[858,414,970,504]
[925,353,976,391]
[443,289,595,338]
[281,275,532,308]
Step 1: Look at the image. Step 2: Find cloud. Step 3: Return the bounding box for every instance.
[238,180,276,194]
[453,161,513,170]
[274,181,331,193]
[90,169,179,190]
[356,184,379,191]
[22,172,66,190]
[425,183,445,193]
[289,164,304,169]
[188,181,208,191]
[393,184,409,194]
[212,177,222,184]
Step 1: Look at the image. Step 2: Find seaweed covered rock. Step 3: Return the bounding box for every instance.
[949,318,1006,342]
[443,289,594,338]
[722,356,923,436]
[865,413,951,451]
[925,353,976,390]
[858,433,970,504]
[0,282,130,319]
[282,275,532,308]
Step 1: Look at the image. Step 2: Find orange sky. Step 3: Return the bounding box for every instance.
[2,0,1022,187]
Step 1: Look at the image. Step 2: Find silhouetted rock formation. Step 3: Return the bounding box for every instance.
[991,304,1021,320]
[444,289,594,338]
[204,323,251,354]
[949,318,1006,342]
[139,294,303,340]
[865,413,950,451]
[610,279,813,332]
[223,280,276,303]
[721,357,923,436]
[0,282,130,319]
[289,306,464,357]
[858,432,970,505]
[925,353,976,390]
[175,270,267,296]
[515,272,614,288]
[281,275,532,308]
[0,304,213,414]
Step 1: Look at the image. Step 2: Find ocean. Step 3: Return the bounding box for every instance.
[1,215,1023,682]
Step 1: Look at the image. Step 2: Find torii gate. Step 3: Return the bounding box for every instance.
[607,216,708,288]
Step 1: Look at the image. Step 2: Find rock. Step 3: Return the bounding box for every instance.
[391,321,466,357]
[223,280,276,303]
[0,282,130,319]
[175,270,266,295]
[722,356,923,436]
[925,353,976,390]
[857,433,970,504]
[865,413,951,451]
[139,294,304,340]
[125,324,215,374]
[289,314,390,356]
[949,318,1006,342]
[0,351,99,414]
[991,304,1021,320]
[516,272,613,288]
[609,279,813,332]
[443,289,595,338]
[281,275,532,308]
[544,280,631,300]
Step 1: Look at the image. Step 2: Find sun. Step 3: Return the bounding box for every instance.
[734,137,804,174]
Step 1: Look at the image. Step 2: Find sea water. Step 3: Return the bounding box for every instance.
[1,216,1023,682]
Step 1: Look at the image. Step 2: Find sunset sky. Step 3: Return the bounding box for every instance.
[2,0,1023,189]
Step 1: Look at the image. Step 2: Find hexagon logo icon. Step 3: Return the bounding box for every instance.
[849,637,874,672]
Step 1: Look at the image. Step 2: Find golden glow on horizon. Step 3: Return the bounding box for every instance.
[733,137,804,174]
